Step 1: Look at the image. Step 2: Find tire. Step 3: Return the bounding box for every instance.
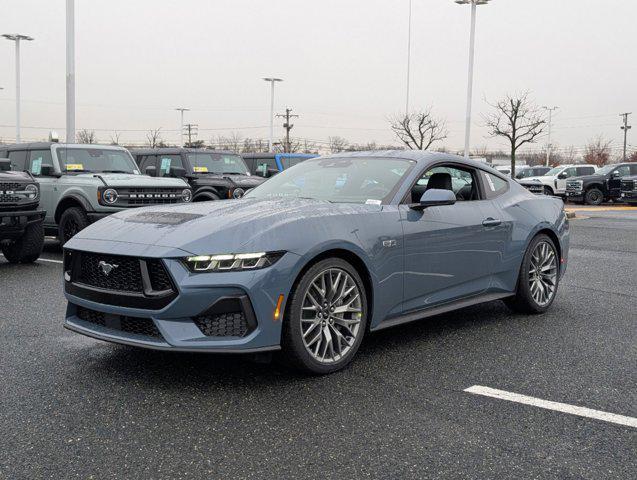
[58,207,89,246]
[505,234,560,314]
[1,221,44,264]
[280,258,368,375]
[543,186,553,196]
[584,188,604,206]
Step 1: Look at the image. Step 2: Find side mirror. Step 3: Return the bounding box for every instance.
[0,158,10,171]
[410,188,457,210]
[145,165,157,176]
[557,172,568,179]
[611,171,621,178]
[266,168,279,177]
[40,164,59,177]
[170,166,186,177]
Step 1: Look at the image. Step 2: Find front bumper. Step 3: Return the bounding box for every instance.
[565,191,584,202]
[620,191,637,201]
[0,209,45,240]
[64,248,301,352]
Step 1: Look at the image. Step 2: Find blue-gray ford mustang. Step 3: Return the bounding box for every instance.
[63,151,569,374]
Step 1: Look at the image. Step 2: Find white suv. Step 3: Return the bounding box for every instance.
[519,164,597,196]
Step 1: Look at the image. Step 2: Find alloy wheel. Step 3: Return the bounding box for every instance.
[300,268,363,364]
[528,241,558,307]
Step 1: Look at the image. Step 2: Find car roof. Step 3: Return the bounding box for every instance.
[0,142,129,151]
[130,148,237,155]
[317,150,494,171]
[242,153,316,159]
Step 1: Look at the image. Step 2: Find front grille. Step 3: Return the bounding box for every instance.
[0,182,24,203]
[621,179,635,192]
[76,306,162,339]
[566,181,583,193]
[119,188,185,206]
[78,252,144,292]
[194,312,249,337]
[524,183,544,195]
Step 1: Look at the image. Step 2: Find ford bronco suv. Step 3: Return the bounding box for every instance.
[0,143,192,244]
[131,148,265,201]
[0,158,45,263]
[565,162,637,205]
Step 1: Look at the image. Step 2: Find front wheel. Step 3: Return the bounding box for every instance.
[543,186,554,196]
[280,258,368,374]
[58,207,89,246]
[505,234,560,314]
[584,188,604,206]
[1,221,44,264]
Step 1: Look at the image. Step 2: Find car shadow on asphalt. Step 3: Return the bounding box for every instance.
[77,300,517,388]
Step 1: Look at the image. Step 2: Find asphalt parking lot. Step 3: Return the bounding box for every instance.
[1,208,636,479]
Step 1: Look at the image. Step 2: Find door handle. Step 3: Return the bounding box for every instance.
[482,218,502,227]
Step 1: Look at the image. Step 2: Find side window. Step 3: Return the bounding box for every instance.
[28,150,54,175]
[158,154,184,176]
[564,167,578,177]
[139,155,157,175]
[8,150,27,171]
[411,165,480,203]
[614,165,630,177]
[577,166,594,176]
[243,158,256,173]
[480,171,509,199]
[630,165,637,175]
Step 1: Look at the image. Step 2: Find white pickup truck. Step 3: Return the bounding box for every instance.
[518,164,597,196]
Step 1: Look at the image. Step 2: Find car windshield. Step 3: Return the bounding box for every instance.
[595,165,614,175]
[544,167,563,176]
[56,148,139,174]
[187,153,249,175]
[245,157,415,204]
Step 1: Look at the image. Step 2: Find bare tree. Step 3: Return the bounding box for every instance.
[146,128,163,148]
[328,136,349,153]
[390,109,447,150]
[109,131,121,145]
[583,136,612,167]
[484,92,546,177]
[77,129,96,144]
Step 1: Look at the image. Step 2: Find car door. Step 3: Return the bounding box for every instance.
[555,167,577,193]
[608,165,631,198]
[399,164,507,313]
[27,149,57,225]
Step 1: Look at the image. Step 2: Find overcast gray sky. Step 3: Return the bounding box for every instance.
[1,0,635,155]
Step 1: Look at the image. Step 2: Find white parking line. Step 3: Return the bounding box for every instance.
[0,255,62,264]
[464,385,637,428]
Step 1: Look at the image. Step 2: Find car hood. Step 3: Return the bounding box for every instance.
[519,176,552,185]
[568,174,603,182]
[66,197,379,255]
[72,173,188,188]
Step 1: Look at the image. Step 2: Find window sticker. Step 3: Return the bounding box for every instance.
[31,158,42,175]
[193,166,208,173]
[160,157,172,173]
[365,199,382,205]
[65,163,84,171]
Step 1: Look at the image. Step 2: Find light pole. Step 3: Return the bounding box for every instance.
[263,77,283,152]
[2,33,34,143]
[175,107,189,146]
[66,0,75,143]
[454,0,490,159]
[542,106,558,166]
[405,0,412,116]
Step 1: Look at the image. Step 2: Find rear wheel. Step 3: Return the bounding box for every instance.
[505,234,559,314]
[584,187,604,206]
[58,207,89,246]
[1,221,44,264]
[280,258,367,374]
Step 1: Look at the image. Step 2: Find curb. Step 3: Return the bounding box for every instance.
[566,211,576,219]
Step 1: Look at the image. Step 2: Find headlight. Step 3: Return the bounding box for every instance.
[181,189,192,202]
[232,188,245,199]
[183,251,285,272]
[25,184,38,199]
[103,188,118,204]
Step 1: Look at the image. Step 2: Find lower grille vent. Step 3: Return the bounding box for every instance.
[76,306,162,339]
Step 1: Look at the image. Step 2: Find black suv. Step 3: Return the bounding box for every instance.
[565,162,637,205]
[132,148,265,201]
[0,158,45,263]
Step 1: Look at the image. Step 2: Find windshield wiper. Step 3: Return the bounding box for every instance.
[100,170,130,174]
[65,169,93,173]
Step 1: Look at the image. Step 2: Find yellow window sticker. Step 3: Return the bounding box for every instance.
[65,164,84,171]
[193,166,208,173]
